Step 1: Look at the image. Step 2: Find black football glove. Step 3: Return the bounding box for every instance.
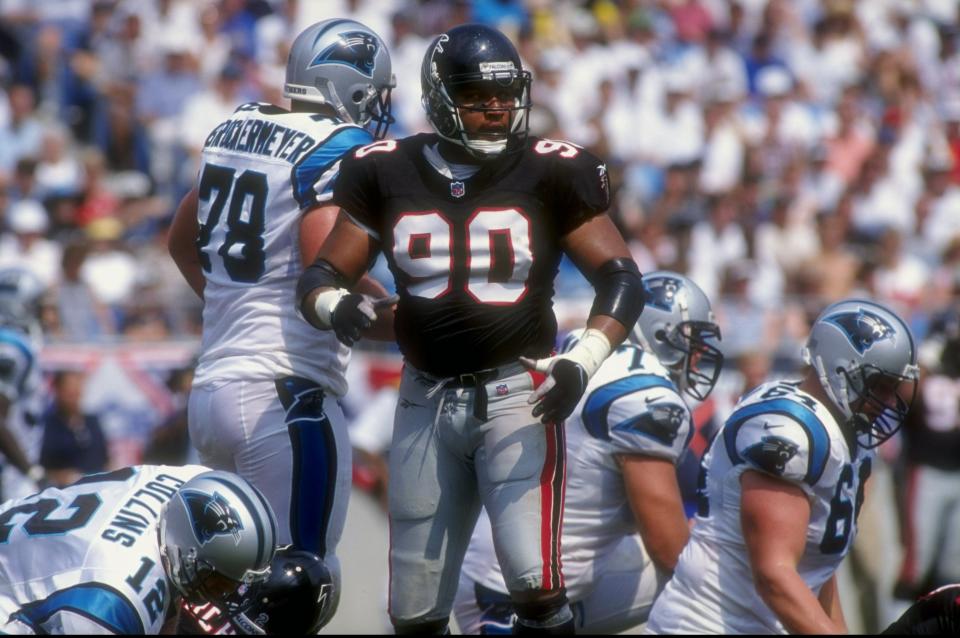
[329,293,398,347]
[330,293,376,346]
[520,328,613,424]
[524,358,589,423]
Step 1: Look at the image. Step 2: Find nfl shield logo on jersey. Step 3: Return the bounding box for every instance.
[450,181,466,198]
[496,383,509,396]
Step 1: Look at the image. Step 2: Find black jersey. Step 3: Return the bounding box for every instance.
[332,134,610,376]
[882,585,960,635]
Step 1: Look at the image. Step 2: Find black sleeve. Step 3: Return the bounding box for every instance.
[549,146,611,236]
[331,151,383,236]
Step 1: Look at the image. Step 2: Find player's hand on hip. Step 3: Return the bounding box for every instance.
[520,355,589,423]
[519,328,613,424]
[330,293,399,346]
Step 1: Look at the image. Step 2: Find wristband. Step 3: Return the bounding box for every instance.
[312,289,350,329]
[562,328,612,378]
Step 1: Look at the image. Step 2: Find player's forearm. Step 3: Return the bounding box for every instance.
[170,251,206,299]
[167,188,205,299]
[638,507,688,574]
[819,573,848,632]
[621,456,689,573]
[585,314,628,349]
[754,565,845,634]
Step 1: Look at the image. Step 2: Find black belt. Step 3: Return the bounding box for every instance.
[422,362,529,421]
[447,369,499,421]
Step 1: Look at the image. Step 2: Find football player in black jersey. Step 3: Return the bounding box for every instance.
[882,584,960,635]
[298,24,644,635]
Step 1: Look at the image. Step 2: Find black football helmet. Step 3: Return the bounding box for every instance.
[231,548,336,634]
[421,23,532,159]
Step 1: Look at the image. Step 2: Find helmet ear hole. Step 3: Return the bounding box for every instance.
[352,90,364,103]
[654,329,668,342]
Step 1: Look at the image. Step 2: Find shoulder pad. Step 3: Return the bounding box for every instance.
[725,404,831,486]
[584,374,690,460]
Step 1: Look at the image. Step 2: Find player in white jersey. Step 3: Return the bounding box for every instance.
[647,298,920,634]
[454,272,724,633]
[0,466,277,635]
[0,267,48,500]
[167,19,396,613]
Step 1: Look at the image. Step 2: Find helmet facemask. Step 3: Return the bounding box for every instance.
[838,363,918,449]
[660,320,724,402]
[806,349,919,450]
[316,77,395,140]
[424,66,531,160]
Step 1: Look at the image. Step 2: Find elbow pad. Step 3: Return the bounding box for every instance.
[588,257,645,328]
[297,259,349,311]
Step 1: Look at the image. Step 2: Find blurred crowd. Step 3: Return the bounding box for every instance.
[0,0,957,352]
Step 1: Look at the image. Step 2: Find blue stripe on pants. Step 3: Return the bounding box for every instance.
[277,376,337,556]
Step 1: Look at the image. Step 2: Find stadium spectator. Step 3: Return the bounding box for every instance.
[0,198,60,286]
[39,369,109,487]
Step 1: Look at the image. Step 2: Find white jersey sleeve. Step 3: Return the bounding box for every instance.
[727,410,831,495]
[580,343,692,463]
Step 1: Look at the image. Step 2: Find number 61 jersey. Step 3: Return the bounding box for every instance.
[647,381,873,635]
[332,134,610,377]
[0,465,208,635]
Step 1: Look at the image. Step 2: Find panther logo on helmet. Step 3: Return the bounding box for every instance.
[309,31,378,77]
[643,275,682,313]
[744,434,800,475]
[181,490,244,546]
[825,309,895,355]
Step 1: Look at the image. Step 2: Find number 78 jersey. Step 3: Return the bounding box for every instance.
[193,103,374,394]
[332,134,610,376]
[649,380,873,634]
[0,465,208,635]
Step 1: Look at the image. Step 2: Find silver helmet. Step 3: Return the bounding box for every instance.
[0,267,45,339]
[632,271,724,401]
[159,471,278,611]
[802,298,919,448]
[283,19,395,138]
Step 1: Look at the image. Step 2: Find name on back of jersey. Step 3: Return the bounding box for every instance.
[101,472,187,547]
[203,104,317,165]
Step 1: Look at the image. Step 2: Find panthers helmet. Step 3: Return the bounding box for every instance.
[0,267,45,338]
[284,19,394,138]
[632,271,724,401]
[230,548,336,634]
[159,471,278,612]
[802,298,919,448]
[421,23,532,159]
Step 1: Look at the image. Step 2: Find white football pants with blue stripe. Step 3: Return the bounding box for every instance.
[188,377,350,590]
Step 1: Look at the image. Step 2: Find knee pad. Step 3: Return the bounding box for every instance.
[512,589,574,635]
[392,616,450,635]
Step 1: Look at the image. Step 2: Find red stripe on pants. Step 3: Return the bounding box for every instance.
[539,422,557,589]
